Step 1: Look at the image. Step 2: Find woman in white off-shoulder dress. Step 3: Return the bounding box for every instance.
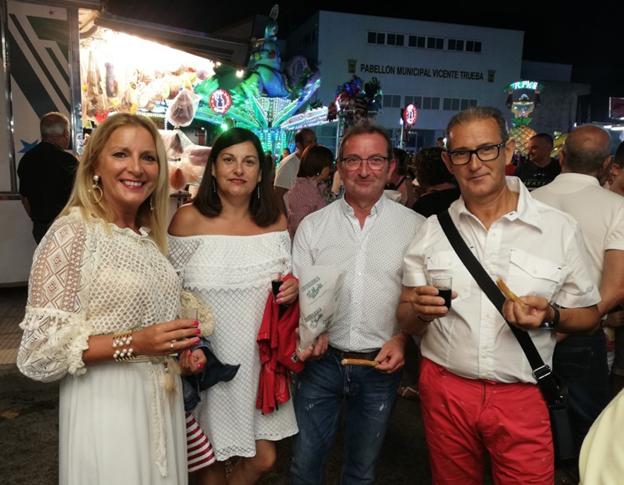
[17,114,202,485]
[168,127,299,485]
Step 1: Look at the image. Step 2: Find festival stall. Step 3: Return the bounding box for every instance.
[0,0,247,284]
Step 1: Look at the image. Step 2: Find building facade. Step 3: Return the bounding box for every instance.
[288,11,524,150]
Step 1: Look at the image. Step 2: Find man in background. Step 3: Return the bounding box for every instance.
[18,112,78,243]
[273,127,317,203]
[605,141,624,395]
[516,132,560,190]
[532,126,624,475]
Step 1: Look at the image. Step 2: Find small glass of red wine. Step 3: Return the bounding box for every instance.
[431,275,452,309]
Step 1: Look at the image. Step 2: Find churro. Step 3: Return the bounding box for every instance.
[341,358,378,367]
[496,278,526,305]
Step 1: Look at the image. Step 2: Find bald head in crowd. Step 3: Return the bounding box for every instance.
[560,125,611,180]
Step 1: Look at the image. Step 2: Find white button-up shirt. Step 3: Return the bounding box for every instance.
[402,177,600,383]
[293,196,425,352]
[532,173,624,286]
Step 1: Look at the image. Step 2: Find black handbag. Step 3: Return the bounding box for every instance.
[437,210,576,463]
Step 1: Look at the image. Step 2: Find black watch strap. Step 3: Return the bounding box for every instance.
[541,304,560,329]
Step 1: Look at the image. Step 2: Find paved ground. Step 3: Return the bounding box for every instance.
[0,287,433,484]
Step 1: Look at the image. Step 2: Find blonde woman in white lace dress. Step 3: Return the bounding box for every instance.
[168,128,299,485]
[17,114,203,485]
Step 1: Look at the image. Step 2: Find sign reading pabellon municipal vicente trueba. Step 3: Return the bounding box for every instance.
[360,63,484,81]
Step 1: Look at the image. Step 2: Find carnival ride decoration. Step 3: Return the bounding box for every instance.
[327,75,383,128]
[551,131,568,159]
[193,4,323,155]
[505,80,543,157]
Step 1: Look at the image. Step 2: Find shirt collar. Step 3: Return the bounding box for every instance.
[553,172,601,187]
[339,193,385,219]
[451,176,543,231]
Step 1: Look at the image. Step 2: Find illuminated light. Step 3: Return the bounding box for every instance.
[220,122,229,131]
[235,69,245,78]
[280,107,334,131]
[509,80,539,91]
[82,28,215,82]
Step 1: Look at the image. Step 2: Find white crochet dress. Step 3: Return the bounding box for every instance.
[168,232,298,461]
[17,208,186,485]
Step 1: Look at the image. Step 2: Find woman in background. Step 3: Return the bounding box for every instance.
[284,144,333,237]
[411,146,460,217]
[385,148,416,207]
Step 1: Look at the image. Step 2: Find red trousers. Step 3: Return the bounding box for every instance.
[419,358,553,484]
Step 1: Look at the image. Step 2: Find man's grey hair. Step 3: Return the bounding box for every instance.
[563,125,611,174]
[40,112,69,138]
[446,107,509,149]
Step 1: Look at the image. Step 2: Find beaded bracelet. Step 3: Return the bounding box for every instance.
[111,332,137,362]
[112,332,133,348]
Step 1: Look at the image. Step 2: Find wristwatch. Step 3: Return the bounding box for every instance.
[541,303,561,330]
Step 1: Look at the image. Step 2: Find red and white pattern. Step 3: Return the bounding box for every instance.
[186,412,215,472]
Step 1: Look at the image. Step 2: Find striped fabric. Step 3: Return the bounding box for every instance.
[186,412,216,472]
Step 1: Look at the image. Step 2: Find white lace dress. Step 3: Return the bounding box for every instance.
[17,208,186,485]
[168,232,298,461]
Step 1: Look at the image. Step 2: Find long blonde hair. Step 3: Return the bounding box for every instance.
[61,113,170,253]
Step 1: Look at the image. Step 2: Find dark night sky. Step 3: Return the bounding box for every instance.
[107,1,624,92]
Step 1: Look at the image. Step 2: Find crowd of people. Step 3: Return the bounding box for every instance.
[15,107,624,485]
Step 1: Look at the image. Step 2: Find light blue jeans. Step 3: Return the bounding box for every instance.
[289,347,402,485]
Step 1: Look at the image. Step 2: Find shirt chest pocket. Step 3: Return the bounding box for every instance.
[507,248,562,301]
[425,250,473,301]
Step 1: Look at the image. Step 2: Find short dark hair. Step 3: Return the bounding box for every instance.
[530,133,554,146]
[338,121,393,161]
[194,127,281,226]
[446,107,508,150]
[297,145,333,177]
[615,141,624,168]
[392,148,410,176]
[415,147,456,188]
[295,128,316,147]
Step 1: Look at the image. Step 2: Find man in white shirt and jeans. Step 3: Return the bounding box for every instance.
[397,107,600,484]
[290,122,424,485]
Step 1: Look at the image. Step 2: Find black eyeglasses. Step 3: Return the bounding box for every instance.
[446,142,507,166]
[340,155,389,171]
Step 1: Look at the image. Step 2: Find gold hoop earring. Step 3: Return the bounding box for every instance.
[91,175,103,205]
